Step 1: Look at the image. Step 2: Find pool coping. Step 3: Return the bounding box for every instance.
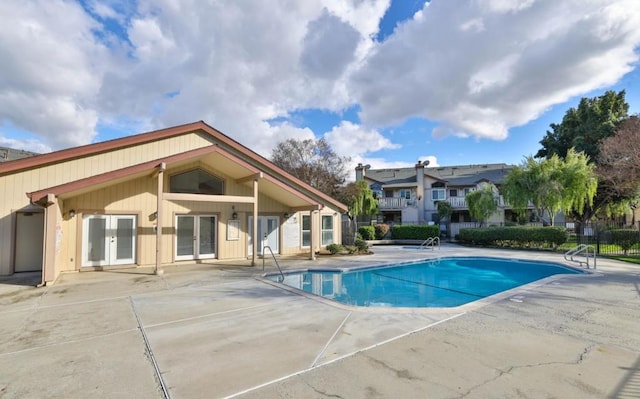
[256,255,601,314]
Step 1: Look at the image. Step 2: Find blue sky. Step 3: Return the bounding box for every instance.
[1,0,639,177]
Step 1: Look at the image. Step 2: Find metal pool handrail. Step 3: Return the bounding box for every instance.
[420,236,440,250]
[262,245,285,282]
[564,244,596,269]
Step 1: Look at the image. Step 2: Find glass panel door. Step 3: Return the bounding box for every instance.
[176,216,195,259]
[82,215,136,267]
[248,216,279,255]
[83,216,108,266]
[198,216,216,259]
[111,216,136,265]
[175,215,216,260]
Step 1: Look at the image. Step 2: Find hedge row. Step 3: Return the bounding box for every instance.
[610,229,640,252]
[458,226,568,248]
[391,224,440,240]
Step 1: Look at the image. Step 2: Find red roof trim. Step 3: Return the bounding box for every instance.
[8,120,347,212]
[28,146,220,203]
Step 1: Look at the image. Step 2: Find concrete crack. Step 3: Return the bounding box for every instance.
[304,381,345,398]
[364,354,420,381]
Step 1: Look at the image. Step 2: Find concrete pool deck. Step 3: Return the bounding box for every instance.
[0,244,638,398]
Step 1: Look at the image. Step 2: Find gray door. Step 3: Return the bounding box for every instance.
[14,212,44,272]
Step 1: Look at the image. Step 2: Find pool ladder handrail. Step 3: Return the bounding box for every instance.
[262,245,285,282]
[564,244,596,269]
[420,236,440,250]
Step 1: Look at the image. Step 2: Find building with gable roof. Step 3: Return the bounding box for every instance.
[356,161,534,234]
[0,121,347,284]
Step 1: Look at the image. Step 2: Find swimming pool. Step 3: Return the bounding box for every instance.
[270,257,585,308]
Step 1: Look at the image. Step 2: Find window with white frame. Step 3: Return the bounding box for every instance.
[399,189,411,199]
[431,189,445,201]
[449,189,458,197]
[301,215,311,247]
[321,215,333,246]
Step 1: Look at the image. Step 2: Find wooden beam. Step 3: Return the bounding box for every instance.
[236,172,263,184]
[163,193,255,203]
[290,204,323,212]
[151,162,166,178]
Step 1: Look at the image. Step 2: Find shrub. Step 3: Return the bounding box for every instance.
[610,229,639,255]
[345,245,358,254]
[326,243,343,254]
[391,224,440,240]
[374,224,390,240]
[355,238,369,252]
[358,226,375,240]
[458,226,568,249]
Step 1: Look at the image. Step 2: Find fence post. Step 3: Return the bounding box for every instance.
[596,221,600,255]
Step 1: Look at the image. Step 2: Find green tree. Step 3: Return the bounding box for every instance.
[271,137,350,199]
[336,180,379,243]
[502,150,598,226]
[466,183,498,227]
[535,90,630,220]
[536,90,629,160]
[435,200,453,237]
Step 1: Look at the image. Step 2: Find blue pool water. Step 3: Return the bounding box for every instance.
[272,257,584,308]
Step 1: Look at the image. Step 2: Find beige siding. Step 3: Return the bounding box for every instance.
[0,132,214,274]
[1,129,345,277]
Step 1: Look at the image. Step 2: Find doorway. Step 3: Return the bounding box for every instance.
[175,215,217,261]
[82,215,137,267]
[14,211,45,272]
[248,216,279,255]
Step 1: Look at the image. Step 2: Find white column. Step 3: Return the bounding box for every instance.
[155,163,166,275]
[252,178,259,266]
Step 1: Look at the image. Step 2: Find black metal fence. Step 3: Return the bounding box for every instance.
[343,218,640,257]
[562,221,640,256]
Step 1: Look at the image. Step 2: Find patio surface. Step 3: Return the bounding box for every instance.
[0,244,638,398]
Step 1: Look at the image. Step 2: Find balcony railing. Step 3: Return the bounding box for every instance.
[380,195,516,210]
[446,196,507,208]
[378,197,408,209]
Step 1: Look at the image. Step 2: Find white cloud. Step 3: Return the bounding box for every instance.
[300,11,360,80]
[0,0,388,152]
[1,0,639,163]
[419,155,439,167]
[0,136,52,154]
[0,0,105,148]
[351,0,640,140]
[323,121,400,158]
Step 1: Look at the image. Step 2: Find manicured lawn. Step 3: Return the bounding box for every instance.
[603,255,640,265]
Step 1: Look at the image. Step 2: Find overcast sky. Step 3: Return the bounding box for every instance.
[1,0,639,174]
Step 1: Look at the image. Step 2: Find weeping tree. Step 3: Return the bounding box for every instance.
[502,149,598,226]
[466,183,499,227]
[436,200,453,237]
[336,180,379,244]
[536,90,629,221]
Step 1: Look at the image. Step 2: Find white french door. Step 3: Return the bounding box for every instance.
[82,215,136,267]
[248,216,279,255]
[175,215,217,261]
